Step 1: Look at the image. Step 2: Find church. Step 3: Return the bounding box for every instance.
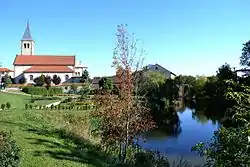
[13,22,86,84]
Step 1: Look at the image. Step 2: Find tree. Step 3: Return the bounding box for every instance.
[98,77,113,91]
[216,63,236,81]
[44,75,51,86]
[192,80,250,166]
[80,69,90,83]
[52,75,61,85]
[70,84,78,94]
[34,75,45,86]
[2,74,12,86]
[78,83,91,101]
[240,40,250,67]
[93,24,155,162]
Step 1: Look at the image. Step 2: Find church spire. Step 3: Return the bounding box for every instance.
[21,20,33,41]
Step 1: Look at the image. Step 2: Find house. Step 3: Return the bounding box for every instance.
[0,68,14,82]
[146,63,176,79]
[13,21,86,84]
[91,76,120,89]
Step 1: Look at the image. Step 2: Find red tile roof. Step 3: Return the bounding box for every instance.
[14,55,75,65]
[24,66,74,73]
[0,68,14,72]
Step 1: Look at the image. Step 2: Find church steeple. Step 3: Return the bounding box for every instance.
[22,20,33,41]
[21,20,35,55]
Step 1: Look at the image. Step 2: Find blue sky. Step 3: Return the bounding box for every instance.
[1,0,250,77]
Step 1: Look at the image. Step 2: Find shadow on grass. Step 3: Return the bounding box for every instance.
[25,127,115,167]
[0,120,117,167]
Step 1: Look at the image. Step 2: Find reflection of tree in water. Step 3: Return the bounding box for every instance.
[143,107,182,140]
[186,99,226,126]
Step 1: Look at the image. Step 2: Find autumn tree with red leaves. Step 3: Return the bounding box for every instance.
[93,24,155,162]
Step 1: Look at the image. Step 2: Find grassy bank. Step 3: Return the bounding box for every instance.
[0,92,113,167]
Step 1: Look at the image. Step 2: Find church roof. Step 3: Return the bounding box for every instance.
[13,55,75,65]
[24,66,74,73]
[22,21,33,41]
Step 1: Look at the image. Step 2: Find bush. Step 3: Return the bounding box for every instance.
[0,131,21,167]
[22,86,62,96]
[25,104,29,110]
[1,104,6,110]
[34,75,45,86]
[29,104,33,110]
[50,104,54,110]
[6,102,11,109]
[52,75,61,85]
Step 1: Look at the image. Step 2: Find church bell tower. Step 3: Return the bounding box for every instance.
[21,21,35,55]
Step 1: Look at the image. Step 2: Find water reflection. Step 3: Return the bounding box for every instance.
[139,101,223,165]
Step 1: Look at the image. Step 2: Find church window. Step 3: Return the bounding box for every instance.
[24,43,27,48]
[78,72,80,76]
[30,75,33,81]
[65,75,69,81]
[27,43,30,48]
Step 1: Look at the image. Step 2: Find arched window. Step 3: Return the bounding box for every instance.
[65,74,69,81]
[30,75,33,81]
[27,43,30,48]
[24,43,27,48]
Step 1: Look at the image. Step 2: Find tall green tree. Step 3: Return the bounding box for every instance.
[80,69,90,83]
[98,77,113,91]
[240,40,250,67]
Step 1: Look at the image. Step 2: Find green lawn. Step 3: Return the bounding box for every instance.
[0,92,111,167]
[0,92,31,109]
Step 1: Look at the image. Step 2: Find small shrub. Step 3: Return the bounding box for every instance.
[6,102,11,110]
[0,131,21,167]
[25,104,29,110]
[30,98,35,103]
[50,104,54,110]
[1,104,6,110]
[29,104,33,110]
[39,106,42,110]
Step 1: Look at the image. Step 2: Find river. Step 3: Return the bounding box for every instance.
[138,107,221,166]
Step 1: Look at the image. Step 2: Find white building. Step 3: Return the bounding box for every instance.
[13,21,87,84]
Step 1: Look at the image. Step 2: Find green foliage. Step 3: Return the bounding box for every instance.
[216,63,236,82]
[1,104,5,110]
[22,86,62,96]
[52,75,61,85]
[2,74,12,86]
[78,83,91,100]
[98,77,113,91]
[34,75,45,86]
[240,40,250,66]
[192,81,250,166]
[6,102,11,109]
[25,104,28,110]
[80,69,90,83]
[70,84,78,94]
[0,131,21,167]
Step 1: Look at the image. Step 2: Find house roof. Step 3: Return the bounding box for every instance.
[22,21,33,41]
[14,55,75,65]
[0,68,13,72]
[24,66,74,73]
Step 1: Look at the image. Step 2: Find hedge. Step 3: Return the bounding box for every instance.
[22,86,62,96]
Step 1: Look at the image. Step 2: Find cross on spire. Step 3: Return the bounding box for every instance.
[21,20,33,41]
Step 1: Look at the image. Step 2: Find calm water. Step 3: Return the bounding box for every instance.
[138,107,220,166]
